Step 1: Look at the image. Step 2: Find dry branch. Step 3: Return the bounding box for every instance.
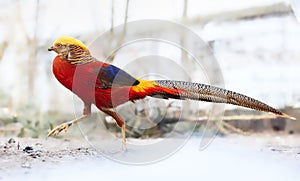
[184,2,292,25]
[110,0,115,33]
[160,114,278,124]
[106,0,130,63]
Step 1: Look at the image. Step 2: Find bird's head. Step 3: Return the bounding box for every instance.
[48,36,93,64]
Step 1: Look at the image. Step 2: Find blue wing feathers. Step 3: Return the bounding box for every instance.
[96,64,140,88]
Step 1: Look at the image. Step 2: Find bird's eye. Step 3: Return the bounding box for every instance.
[56,43,62,47]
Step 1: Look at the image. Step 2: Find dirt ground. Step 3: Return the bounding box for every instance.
[0,137,97,174]
[1,132,300,180]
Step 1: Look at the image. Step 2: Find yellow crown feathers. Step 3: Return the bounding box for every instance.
[53,36,88,50]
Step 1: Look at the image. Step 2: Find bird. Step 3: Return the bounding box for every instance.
[47,36,295,150]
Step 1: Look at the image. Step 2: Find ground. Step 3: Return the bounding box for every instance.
[0,132,300,181]
[0,137,96,175]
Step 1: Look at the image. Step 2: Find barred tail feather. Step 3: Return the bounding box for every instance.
[151,80,295,120]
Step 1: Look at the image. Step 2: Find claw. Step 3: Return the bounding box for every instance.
[47,115,88,138]
[122,142,127,152]
[47,122,72,137]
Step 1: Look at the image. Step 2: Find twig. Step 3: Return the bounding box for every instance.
[27,0,40,99]
[0,41,8,61]
[110,0,115,33]
[182,0,188,19]
[221,121,247,135]
[16,0,30,43]
[154,114,279,124]
[219,114,277,121]
[180,0,189,71]
[106,0,130,63]
[123,0,129,31]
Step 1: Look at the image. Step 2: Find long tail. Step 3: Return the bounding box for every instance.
[144,80,295,120]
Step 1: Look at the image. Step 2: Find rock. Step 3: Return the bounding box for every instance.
[8,138,16,144]
[23,146,34,153]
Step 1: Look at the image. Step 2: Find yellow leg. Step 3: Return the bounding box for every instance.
[101,108,127,151]
[122,124,127,151]
[47,115,88,137]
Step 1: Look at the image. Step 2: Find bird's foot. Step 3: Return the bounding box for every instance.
[122,141,127,152]
[47,121,73,137]
[121,124,127,152]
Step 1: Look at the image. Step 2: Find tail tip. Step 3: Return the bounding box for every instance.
[281,113,296,120]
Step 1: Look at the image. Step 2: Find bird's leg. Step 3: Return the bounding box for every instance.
[47,103,91,137]
[121,124,126,151]
[47,115,89,137]
[101,109,127,151]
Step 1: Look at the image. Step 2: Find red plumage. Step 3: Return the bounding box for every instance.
[53,55,135,109]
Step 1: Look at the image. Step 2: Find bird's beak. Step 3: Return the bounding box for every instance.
[48,46,54,51]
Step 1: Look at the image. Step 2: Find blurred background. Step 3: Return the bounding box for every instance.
[0,0,300,138]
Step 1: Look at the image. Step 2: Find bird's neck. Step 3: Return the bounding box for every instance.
[65,44,96,65]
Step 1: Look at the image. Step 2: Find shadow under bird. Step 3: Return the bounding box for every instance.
[47,36,295,150]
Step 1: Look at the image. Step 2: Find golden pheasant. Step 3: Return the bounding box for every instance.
[47,36,295,149]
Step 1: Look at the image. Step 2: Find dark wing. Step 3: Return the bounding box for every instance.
[90,62,140,89]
